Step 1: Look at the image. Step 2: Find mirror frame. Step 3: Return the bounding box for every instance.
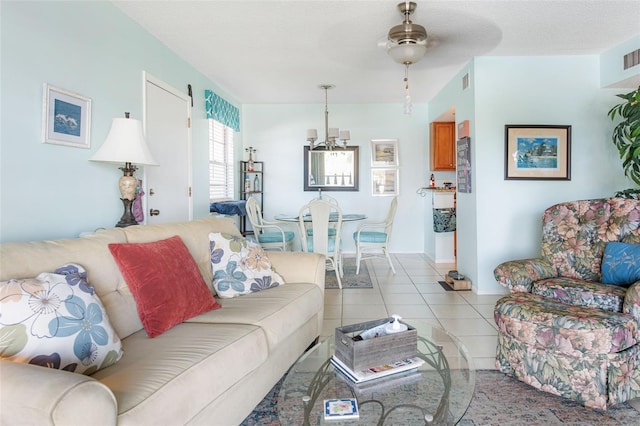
[303,146,359,192]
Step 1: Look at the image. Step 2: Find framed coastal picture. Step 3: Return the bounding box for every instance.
[504,125,571,180]
[42,84,91,148]
[371,168,399,196]
[371,139,398,167]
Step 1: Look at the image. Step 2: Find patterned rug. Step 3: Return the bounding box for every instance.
[240,370,640,425]
[325,257,373,289]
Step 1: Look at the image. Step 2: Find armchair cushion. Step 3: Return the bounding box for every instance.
[601,242,640,287]
[531,277,627,313]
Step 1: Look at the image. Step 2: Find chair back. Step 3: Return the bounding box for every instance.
[245,197,264,234]
[309,193,339,206]
[299,199,342,257]
[384,196,399,239]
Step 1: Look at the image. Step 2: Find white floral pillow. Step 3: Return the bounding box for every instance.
[209,232,285,298]
[0,264,123,375]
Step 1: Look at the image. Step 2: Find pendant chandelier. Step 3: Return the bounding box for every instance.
[386,1,428,115]
[306,84,350,150]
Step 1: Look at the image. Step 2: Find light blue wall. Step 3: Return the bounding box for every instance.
[2,1,636,291]
[427,63,477,277]
[600,35,640,88]
[0,1,238,243]
[431,55,631,294]
[241,102,428,253]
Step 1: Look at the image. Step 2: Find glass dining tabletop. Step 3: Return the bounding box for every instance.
[275,213,367,222]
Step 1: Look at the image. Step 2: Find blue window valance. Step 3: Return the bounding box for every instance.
[205,89,240,132]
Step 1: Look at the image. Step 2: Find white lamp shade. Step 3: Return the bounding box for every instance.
[90,117,158,166]
[328,128,339,138]
[307,129,318,140]
[387,43,427,65]
[339,130,350,140]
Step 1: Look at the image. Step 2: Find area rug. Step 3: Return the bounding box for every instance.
[325,257,373,289]
[240,370,640,425]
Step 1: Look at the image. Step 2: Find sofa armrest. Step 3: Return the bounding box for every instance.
[623,281,640,330]
[266,251,326,291]
[0,361,117,425]
[493,258,557,293]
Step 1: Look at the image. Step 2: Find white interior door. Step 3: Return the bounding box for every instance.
[143,73,192,224]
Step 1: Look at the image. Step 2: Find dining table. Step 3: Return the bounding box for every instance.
[274,213,367,222]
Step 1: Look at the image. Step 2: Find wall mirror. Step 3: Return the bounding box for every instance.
[303,146,359,191]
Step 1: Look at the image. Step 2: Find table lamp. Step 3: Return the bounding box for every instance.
[90,112,158,227]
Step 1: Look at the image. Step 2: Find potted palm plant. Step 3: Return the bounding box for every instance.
[609,85,640,198]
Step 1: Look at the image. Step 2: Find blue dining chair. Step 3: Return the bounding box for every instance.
[353,196,398,274]
[246,197,295,251]
[299,199,343,288]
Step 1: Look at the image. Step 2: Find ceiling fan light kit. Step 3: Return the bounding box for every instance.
[386,1,428,115]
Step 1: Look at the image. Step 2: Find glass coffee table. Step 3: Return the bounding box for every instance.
[278,321,475,425]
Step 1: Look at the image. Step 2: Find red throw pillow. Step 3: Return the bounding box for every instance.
[109,235,221,337]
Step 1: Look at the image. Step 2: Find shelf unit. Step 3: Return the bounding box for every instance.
[239,160,263,235]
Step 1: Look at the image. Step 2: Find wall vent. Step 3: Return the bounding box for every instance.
[462,73,469,90]
[623,49,640,70]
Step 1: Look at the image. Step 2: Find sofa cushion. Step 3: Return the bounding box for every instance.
[187,282,322,349]
[209,233,285,298]
[495,292,638,356]
[601,242,640,287]
[109,236,221,338]
[90,323,267,424]
[531,277,627,313]
[0,264,123,375]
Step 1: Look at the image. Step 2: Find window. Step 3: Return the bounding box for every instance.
[209,119,234,201]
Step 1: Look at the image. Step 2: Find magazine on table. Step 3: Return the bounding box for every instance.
[334,367,424,397]
[330,355,424,384]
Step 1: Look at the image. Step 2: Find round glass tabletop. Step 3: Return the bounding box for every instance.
[275,213,366,222]
[277,320,475,425]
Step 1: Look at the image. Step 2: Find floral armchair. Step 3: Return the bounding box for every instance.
[493,198,640,410]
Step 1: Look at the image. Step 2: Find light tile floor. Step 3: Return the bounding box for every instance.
[322,254,505,370]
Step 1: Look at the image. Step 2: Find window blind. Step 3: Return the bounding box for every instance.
[209,119,234,201]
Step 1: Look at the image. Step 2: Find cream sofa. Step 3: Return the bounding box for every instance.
[0,217,325,425]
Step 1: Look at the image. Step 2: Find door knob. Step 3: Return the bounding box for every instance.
[149,209,160,216]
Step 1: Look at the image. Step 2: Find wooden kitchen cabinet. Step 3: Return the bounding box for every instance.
[430,122,456,171]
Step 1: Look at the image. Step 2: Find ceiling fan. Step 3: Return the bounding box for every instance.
[384,1,429,66]
[381,1,429,114]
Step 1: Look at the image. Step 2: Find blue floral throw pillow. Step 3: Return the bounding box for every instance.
[209,232,285,298]
[0,264,123,375]
[601,242,640,287]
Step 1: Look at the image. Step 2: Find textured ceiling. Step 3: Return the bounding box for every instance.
[114,0,640,104]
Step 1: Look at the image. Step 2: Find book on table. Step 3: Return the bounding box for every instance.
[324,398,359,420]
[330,355,425,384]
